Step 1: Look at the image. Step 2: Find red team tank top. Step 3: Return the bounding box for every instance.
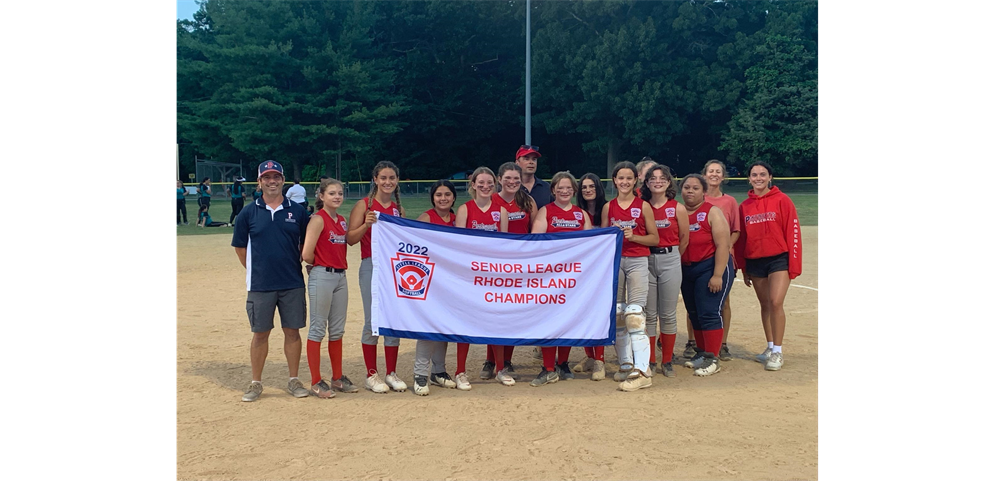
[544,203,586,233]
[651,199,680,247]
[425,209,456,227]
[463,199,501,231]
[608,198,650,257]
[682,202,716,264]
[314,209,348,269]
[361,197,400,259]
[491,193,530,233]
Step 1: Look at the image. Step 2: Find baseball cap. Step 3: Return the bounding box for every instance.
[515,145,541,159]
[258,160,284,177]
[235,176,246,182]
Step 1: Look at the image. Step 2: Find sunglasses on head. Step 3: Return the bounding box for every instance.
[520,145,539,152]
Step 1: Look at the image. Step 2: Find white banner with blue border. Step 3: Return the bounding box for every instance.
[371,213,621,346]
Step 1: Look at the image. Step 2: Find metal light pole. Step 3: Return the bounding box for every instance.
[525,0,531,146]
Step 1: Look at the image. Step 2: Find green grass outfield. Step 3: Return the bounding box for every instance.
[178,189,817,236]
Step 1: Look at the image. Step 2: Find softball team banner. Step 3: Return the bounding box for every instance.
[371,214,622,346]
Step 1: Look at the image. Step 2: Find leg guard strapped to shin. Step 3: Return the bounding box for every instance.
[624,305,651,375]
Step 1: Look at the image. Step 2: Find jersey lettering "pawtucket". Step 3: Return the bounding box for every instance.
[463,199,501,231]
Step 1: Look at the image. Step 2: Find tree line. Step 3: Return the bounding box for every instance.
[177,0,817,182]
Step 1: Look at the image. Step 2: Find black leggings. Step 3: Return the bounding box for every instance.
[177,199,187,224]
[230,198,244,223]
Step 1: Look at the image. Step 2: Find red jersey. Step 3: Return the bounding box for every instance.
[608,198,650,257]
[543,202,586,233]
[491,193,530,233]
[424,209,455,227]
[682,202,717,265]
[463,199,501,232]
[313,209,348,269]
[360,197,400,259]
[733,186,802,279]
[650,199,680,248]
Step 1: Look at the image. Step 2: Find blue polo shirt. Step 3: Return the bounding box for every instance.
[231,196,309,292]
[524,176,554,209]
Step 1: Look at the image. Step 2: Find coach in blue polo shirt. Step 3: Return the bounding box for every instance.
[232,160,311,402]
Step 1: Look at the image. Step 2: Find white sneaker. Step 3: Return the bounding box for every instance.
[618,373,652,392]
[572,356,596,373]
[755,347,773,364]
[365,373,389,394]
[455,372,472,391]
[495,368,516,386]
[385,372,408,392]
[694,358,721,377]
[591,360,606,381]
[765,352,783,371]
[413,375,430,396]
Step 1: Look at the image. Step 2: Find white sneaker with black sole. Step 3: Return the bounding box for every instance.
[693,357,721,376]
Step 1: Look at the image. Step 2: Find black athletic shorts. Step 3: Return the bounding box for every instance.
[745,252,789,278]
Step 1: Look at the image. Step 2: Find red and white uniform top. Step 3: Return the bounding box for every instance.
[608,198,649,257]
[360,197,400,259]
[543,203,586,233]
[424,209,456,227]
[462,199,501,232]
[650,199,680,248]
[682,201,716,265]
[313,209,348,270]
[491,193,530,234]
[733,186,803,279]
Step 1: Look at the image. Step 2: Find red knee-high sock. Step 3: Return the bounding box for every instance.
[702,329,723,358]
[661,334,677,364]
[456,343,469,375]
[542,347,556,371]
[584,346,595,358]
[693,329,704,348]
[557,346,571,365]
[486,345,495,363]
[306,340,323,385]
[362,343,378,376]
[594,346,605,362]
[504,346,515,367]
[649,336,657,364]
[490,345,505,371]
[328,340,343,381]
[384,345,399,374]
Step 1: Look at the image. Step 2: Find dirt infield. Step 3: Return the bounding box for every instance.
[177,226,818,480]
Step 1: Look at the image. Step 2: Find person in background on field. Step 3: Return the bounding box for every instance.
[253,182,263,201]
[346,161,408,394]
[197,204,231,227]
[529,171,594,385]
[571,172,609,377]
[302,177,360,398]
[411,180,468,395]
[698,160,741,361]
[515,145,553,209]
[603,161,659,392]
[231,160,311,402]
[489,161,537,378]
[678,174,733,377]
[640,164,689,378]
[734,161,802,372]
[455,167,512,385]
[228,176,246,225]
[287,179,308,208]
[198,177,212,211]
[177,180,189,225]
[634,157,656,197]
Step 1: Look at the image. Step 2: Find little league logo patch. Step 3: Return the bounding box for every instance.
[696,212,707,222]
[393,208,400,216]
[491,211,501,222]
[573,211,584,221]
[665,207,676,218]
[340,220,348,230]
[391,253,436,300]
[630,208,641,218]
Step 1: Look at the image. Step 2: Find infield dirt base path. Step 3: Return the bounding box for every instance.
[177,226,818,480]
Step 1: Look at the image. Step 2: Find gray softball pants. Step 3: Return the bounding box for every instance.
[414,341,449,377]
[359,257,400,346]
[646,249,683,336]
[615,256,650,373]
[307,268,349,342]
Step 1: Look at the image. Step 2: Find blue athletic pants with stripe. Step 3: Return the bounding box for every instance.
[681,254,734,332]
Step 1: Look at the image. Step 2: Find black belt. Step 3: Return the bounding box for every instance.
[321,266,346,273]
[649,246,674,254]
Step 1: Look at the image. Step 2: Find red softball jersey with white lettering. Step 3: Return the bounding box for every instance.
[543,202,587,233]
[491,193,530,233]
[462,199,501,231]
[360,197,400,259]
[650,199,680,247]
[608,198,650,257]
[424,209,456,227]
[733,186,803,279]
[682,202,717,265]
[313,209,348,269]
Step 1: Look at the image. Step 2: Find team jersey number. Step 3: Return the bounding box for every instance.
[398,242,428,255]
